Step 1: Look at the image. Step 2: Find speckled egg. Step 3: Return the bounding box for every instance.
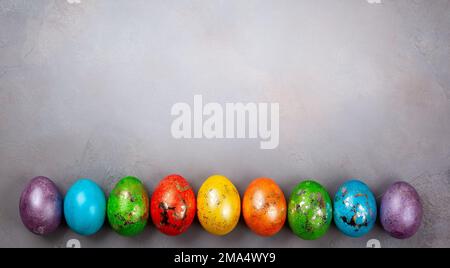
[197,174,241,236]
[243,178,286,236]
[64,178,106,236]
[19,176,63,235]
[150,174,196,236]
[107,176,149,236]
[380,181,423,239]
[333,179,377,237]
[287,180,332,240]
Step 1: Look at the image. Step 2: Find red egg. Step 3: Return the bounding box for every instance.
[150,174,196,235]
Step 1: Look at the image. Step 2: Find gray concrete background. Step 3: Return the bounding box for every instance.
[1,0,450,248]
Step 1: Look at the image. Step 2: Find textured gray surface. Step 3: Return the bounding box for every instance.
[1,0,450,248]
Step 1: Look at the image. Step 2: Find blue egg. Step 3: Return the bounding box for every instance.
[64,179,106,236]
[333,180,377,237]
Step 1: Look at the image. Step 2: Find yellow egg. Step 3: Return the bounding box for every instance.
[197,175,241,235]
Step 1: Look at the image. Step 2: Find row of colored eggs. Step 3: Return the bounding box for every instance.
[19,174,423,239]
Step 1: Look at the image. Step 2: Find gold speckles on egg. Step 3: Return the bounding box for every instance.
[197,175,241,236]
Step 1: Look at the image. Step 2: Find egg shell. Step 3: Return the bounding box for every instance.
[380,181,423,239]
[64,178,106,236]
[19,176,63,235]
[287,180,332,240]
[107,176,149,236]
[150,174,196,236]
[242,178,286,236]
[197,174,241,236]
[333,179,377,237]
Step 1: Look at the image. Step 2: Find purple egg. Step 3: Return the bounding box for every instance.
[380,181,423,239]
[19,176,63,235]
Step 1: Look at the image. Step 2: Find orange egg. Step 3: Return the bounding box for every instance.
[242,178,286,236]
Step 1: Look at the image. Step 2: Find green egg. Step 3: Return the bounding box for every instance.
[287,180,332,240]
[107,176,149,236]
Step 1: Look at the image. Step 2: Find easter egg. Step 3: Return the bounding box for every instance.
[150,174,196,236]
[333,179,377,237]
[242,178,286,236]
[19,176,63,235]
[380,181,423,239]
[287,180,332,240]
[107,176,149,236]
[64,179,106,236]
[197,174,240,236]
